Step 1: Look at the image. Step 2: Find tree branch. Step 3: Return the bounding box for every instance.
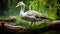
[0,20,60,34]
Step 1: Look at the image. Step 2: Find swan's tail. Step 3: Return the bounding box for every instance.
[40,17,52,21]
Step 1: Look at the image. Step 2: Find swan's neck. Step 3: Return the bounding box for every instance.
[20,6,25,17]
[20,6,25,12]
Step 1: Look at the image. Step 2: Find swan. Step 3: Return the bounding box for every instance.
[16,2,49,26]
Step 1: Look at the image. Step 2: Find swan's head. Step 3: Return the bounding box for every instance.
[16,2,25,7]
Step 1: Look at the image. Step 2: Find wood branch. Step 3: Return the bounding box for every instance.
[0,20,60,34]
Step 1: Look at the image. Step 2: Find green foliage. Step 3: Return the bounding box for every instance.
[4,0,57,26]
[29,0,57,20]
[1,0,59,34]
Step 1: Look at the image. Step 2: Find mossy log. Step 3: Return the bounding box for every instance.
[0,17,16,22]
[0,20,60,34]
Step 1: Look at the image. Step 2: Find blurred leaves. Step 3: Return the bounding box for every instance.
[3,0,58,26]
[29,0,57,20]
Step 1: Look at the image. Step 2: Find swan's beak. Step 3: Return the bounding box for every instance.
[16,4,20,7]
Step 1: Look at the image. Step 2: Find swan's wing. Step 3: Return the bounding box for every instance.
[24,10,49,21]
[25,10,45,17]
[25,10,49,20]
[25,10,35,16]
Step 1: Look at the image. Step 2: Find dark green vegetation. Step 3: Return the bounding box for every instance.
[0,0,59,25]
[0,0,60,34]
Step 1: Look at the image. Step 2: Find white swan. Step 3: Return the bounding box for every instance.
[16,2,49,26]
